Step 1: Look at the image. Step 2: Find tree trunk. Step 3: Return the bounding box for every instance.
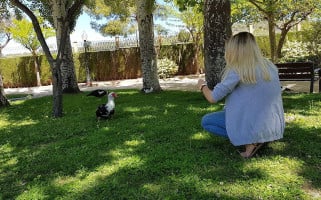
[136,0,161,92]
[51,60,63,117]
[0,36,10,107]
[0,74,10,107]
[60,34,80,93]
[33,54,41,86]
[9,0,84,117]
[277,28,290,60]
[0,34,11,57]
[191,44,200,74]
[52,0,80,94]
[10,0,64,117]
[190,32,202,74]
[267,16,277,62]
[204,0,231,89]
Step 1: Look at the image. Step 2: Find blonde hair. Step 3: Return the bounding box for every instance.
[223,32,271,84]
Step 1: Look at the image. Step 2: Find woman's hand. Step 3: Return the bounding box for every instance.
[198,79,216,103]
[197,79,207,90]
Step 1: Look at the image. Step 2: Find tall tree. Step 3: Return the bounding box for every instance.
[136,0,161,92]
[9,17,55,86]
[35,0,84,93]
[174,5,203,74]
[0,1,11,107]
[87,0,161,92]
[174,0,231,88]
[203,0,231,89]
[249,0,318,62]
[7,0,84,117]
[48,0,82,93]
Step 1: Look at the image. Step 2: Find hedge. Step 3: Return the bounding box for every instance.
[0,43,197,88]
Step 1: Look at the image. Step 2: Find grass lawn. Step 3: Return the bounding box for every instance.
[0,89,320,199]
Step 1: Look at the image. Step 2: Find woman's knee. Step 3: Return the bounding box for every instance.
[201,115,208,127]
[202,112,225,124]
[201,113,214,128]
[200,111,227,137]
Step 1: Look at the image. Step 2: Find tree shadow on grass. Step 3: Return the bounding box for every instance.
[282,93,321,191]
[272,124,321,188]
[0,90,320,199]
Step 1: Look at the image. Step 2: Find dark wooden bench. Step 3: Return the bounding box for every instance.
[275,62,321,93]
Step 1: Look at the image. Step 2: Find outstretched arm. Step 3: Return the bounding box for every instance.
[197,79,216,104]
[198,70,240,104]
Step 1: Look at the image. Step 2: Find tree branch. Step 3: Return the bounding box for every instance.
[67,0,84,22]
[0,34,11,49]
[249,0,267,14]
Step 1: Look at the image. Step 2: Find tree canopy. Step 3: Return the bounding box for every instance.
[85,0,136,36]
[6,0,85,117]
[249,0,320,61]
[10,16,54,54]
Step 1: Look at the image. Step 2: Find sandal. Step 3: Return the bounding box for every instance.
[240,143,264,159]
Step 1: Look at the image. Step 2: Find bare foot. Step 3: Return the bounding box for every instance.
[240,143,264,158]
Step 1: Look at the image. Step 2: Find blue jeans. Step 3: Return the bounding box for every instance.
[201,111,228,138]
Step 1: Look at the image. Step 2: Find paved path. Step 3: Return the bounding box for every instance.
[4,75,203,98]
[4,75,318,99]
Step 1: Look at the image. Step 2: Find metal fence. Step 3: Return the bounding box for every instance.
[76,35,191,52]
[3,35,193,57]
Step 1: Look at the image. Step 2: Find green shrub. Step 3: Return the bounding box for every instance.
[287,31,304,42]
[301,22,321,67]
[157,58,179,79]
[177,30,191,42]
[280,41,310,62]
[159,43,197,75]
[0,55,52,87]
[256,35,271,58]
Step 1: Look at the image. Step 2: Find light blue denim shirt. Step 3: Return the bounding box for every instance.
[212,62,285,146]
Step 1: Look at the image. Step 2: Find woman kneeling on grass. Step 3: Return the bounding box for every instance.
[198,32,285,158]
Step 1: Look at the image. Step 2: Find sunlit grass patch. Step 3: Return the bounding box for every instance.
[190,132,212,140]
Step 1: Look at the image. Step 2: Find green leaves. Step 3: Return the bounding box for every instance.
[86,0,136,36]
[9,14,54,54]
